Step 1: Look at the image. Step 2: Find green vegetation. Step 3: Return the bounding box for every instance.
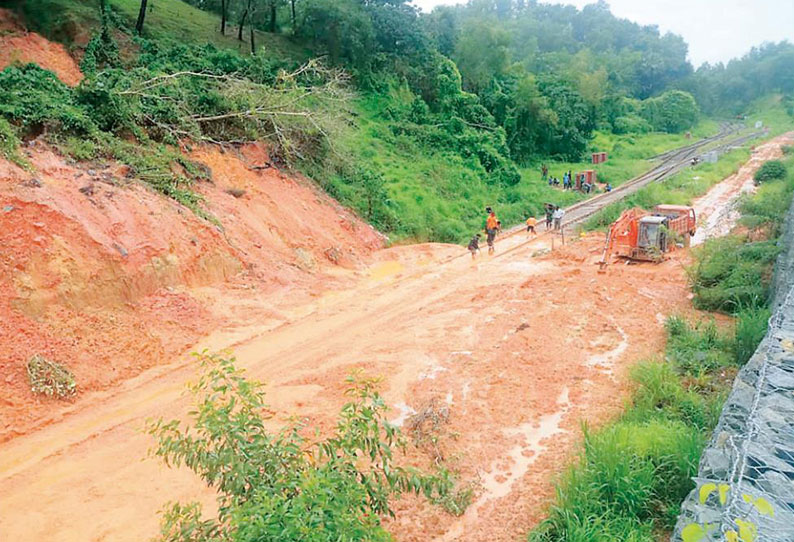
[530,154,794,542]
[753,160,787,184]
[529,322,729,542]
[147,352,453,542]
[688,236,779,313]
[27,354,77,399]
[688,42,794,117]
[640,90,700,133]
[0,117,27,168]
[690,154,794,312]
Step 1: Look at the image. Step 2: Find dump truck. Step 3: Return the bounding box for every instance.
[599,205,696,267]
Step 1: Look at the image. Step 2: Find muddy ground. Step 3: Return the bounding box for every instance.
[1,139,791,542]
[2,13,794,539]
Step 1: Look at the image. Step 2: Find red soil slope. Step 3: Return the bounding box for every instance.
[0,140,382,441]
[0,8,83,86]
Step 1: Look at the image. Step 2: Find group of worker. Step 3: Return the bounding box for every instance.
[467,205,563,259]
[542,165,612,194]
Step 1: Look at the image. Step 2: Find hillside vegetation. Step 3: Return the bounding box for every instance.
[3,0,794,244]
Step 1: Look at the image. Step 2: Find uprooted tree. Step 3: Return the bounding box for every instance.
[146,352,453,542]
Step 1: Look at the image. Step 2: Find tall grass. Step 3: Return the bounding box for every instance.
[530,355,714,542]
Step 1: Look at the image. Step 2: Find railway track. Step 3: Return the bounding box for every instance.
[493,126,766,258]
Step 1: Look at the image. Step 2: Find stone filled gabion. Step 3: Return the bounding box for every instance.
[672,200,794,542]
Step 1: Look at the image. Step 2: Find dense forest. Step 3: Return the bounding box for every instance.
[4,0,794,241]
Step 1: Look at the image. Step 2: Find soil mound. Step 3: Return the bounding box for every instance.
[0,9,83,86]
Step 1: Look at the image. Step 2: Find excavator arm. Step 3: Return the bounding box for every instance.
[598,208,645,269]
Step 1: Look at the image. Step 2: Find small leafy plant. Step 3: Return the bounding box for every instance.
[27,354,77,399]
[753,160,787,184]
[147,352,452,542]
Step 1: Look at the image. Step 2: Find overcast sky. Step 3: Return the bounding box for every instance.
[410,0,794,66]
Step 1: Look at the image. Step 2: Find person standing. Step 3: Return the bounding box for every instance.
[468,233,481,259]
[553,206,565,230]
[526,215,537,235]
[545,206,554,229]
[541,164,548,182]
[485,209,499,254]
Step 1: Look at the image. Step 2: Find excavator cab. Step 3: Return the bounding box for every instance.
[637,216,669,260]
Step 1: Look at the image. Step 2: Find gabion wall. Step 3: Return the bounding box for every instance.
[672,201,794,542]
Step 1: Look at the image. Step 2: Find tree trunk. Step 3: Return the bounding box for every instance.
[269,2,276,33]
[291,0,296,30]
[250,24,255,53]
[237,8,248,41]
[135,0,148,35]
[220,0,227,34]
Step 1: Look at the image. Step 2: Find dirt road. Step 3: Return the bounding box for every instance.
[0,227,694,541]
[692,133,794,244]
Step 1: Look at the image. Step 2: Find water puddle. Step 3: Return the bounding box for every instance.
[368,260,405,280]
[390,403,417,427]
[585,322,628,379]
[436,387,570,541]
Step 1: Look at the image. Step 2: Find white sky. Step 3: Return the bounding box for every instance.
[411,0,794,66]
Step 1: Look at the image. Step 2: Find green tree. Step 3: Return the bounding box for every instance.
[641,90,699,133]
[453,18,510,93]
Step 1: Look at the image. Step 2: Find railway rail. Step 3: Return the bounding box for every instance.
[493,125,766,259]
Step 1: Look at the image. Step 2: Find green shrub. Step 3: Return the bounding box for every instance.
[147,353,453,542]
[689,236,778,313]
[665,316,733,373]
[27,354,77,399]
[0,63,97,136]
[753,160,787,184]
[0,117,27,167]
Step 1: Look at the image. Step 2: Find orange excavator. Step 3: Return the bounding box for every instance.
[599,205,696,268]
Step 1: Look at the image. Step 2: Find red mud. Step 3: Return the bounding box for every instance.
[0,140,381,440]
[0,9,83,86]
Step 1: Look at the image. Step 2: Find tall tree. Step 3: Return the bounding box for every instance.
[250,4,257,52]
[290,0,296,31]
[267,0,279,32]
[238,0,252,41]
[135,0,148,35]
[220,0,228,34]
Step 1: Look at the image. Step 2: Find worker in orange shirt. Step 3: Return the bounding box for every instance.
[526,215,537,236]
[485,209,499,255]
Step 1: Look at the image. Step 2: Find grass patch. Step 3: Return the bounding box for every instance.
[12,0,307,61]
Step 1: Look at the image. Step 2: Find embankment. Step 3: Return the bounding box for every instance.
[0,141,382,441]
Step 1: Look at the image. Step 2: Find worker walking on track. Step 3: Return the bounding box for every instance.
[526,215,537,235]
[485,209,499,255]
[545,206,554,229]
